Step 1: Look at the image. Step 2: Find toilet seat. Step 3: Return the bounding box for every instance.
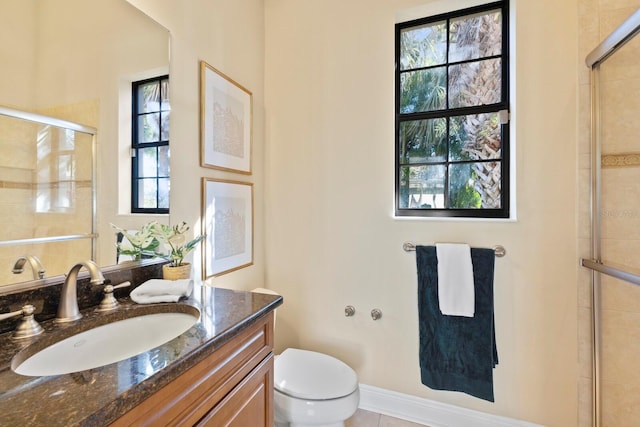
[275,348,358,400]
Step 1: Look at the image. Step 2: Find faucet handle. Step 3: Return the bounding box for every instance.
[96,281,131,312]
[0,304,44,339]
[0,307,23,322]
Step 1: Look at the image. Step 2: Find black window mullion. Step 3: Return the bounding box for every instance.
[444,17,451,208]
[501,1,510,105]
[398,103,507,123]
[395,20,403,213]
[444,116,450,209]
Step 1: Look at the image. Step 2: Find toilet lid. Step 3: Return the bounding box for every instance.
[274,348,358,400]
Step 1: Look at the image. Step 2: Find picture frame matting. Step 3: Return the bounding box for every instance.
[199,61,253,174]
[201,178,254,279]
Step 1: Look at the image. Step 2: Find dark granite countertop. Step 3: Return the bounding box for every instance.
[0,283,282,426]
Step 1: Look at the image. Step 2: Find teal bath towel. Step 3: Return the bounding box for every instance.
[416,245,498,402]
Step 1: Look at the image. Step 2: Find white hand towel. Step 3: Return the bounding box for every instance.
[436,243,475,317]
[130,279,194,304]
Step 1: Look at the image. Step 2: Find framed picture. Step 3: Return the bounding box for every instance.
[200,61,252,174]
[201,178,253,279]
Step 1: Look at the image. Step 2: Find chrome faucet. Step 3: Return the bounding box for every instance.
[12,255,46,280]
[56,260,104,323]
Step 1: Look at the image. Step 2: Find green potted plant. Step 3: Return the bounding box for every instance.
[149,221,206,280]
[111,222,160,262]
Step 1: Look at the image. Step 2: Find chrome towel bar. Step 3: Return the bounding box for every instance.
[403,242,506,258]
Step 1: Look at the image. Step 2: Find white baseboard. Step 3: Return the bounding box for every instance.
[358,384,543,427]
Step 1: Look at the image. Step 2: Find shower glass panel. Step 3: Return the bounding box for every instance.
[584,8,640,427]
[596,32,640,426]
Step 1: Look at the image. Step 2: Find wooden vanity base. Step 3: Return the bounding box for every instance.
[111,312,274,426]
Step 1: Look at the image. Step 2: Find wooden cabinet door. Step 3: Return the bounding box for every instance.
[197,354,274,427]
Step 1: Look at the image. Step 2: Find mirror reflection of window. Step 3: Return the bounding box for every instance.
[131,75,170,214]
[36,126,76,213]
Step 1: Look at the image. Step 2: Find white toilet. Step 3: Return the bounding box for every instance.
[251,289,360,427]
[274,348,360,427]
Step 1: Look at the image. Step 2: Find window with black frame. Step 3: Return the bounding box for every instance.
[395,1,510,218]
[131,75,170,214]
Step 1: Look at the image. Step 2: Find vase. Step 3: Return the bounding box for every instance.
[162,263,191,280]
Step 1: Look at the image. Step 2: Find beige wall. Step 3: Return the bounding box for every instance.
[127,0,266,288]
[578,1,640,426]
[265,0,578,426]
[0,0,37,109]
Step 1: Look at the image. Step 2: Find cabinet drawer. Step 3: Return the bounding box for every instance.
[111,312,274,426]
[197,354,273,427]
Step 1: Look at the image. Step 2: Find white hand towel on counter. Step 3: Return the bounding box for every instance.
[436,243,475,317]
[130,279,194,304]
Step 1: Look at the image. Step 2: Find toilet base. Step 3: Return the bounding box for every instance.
[274,387,359,427]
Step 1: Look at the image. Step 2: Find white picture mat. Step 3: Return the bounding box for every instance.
[202,179,253,278]
[201,62,252,173]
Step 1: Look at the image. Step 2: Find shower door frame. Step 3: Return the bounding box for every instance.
[582,9,640,427]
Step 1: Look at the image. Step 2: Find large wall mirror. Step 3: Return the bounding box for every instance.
[0,0,170,289]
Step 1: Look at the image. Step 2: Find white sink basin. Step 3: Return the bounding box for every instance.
[12,306,199,377]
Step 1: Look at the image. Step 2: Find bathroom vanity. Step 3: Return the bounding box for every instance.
[0,281,281,426]
[112,310,275,426]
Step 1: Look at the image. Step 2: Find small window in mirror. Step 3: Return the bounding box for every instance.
[131,76,170,214]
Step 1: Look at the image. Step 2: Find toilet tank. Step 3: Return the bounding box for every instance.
[251,288,280,326]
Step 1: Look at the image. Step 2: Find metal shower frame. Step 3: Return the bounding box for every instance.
[582,9,640,427]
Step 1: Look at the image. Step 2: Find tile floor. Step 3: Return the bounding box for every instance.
[345,409,429,427]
